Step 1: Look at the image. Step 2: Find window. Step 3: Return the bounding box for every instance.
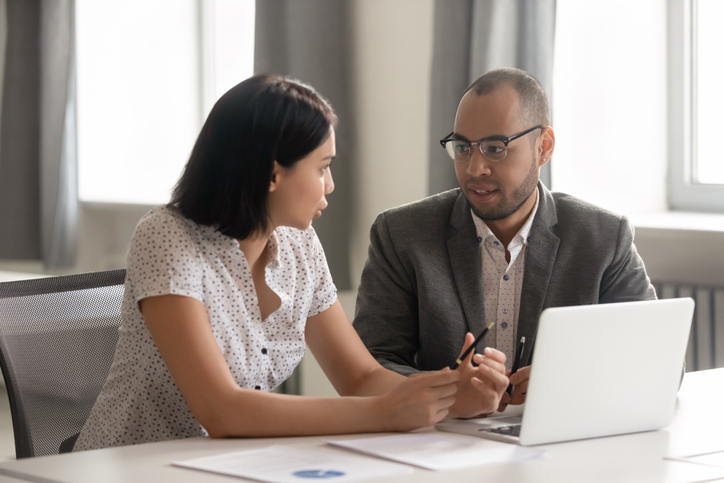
[692,0,724,185]
[668,0,724,212]
[551,0,668,216]
[76,0,255,205]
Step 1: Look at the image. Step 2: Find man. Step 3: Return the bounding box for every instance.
[353,67,656,418]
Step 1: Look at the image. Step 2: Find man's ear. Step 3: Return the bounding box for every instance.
[269,161,282,192]
[538,127,555,166]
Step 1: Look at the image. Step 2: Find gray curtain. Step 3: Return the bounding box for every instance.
[255,0,353,290]
[428,0,556,195]
[0,0,78,268]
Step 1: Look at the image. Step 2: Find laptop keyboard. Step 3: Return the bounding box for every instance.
[478,424,521,437]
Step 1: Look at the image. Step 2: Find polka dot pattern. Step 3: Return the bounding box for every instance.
[74,206,337,451]
[471,191,539,369]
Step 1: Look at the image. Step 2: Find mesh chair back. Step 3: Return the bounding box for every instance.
[0,269,125,458]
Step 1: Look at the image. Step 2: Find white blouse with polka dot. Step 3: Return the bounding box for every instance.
[74,205,337,451]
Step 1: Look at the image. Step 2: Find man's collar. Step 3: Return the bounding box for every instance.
[449,180,557,238]
[470,189,540,246]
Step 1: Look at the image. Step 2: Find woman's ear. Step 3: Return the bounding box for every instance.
[269,161,282,192]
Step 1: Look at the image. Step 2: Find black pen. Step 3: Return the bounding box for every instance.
[450,321,494,370]
[506,336,526,395]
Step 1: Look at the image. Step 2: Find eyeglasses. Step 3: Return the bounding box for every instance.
[439,125,544,163]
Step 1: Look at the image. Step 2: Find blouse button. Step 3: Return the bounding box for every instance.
[254,385,261,390]
[261,348,268,355]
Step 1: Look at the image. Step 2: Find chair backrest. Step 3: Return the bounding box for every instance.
[0,269,125,458]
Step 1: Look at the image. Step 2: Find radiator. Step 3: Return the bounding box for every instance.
[654,282,724,371]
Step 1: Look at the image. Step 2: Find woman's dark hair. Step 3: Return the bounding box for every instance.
[170,74,337,239]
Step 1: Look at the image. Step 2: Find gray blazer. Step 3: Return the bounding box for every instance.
[353,182,657,375]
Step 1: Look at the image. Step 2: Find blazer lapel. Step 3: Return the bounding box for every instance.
[446,192,487,341]
[518,183,560,364]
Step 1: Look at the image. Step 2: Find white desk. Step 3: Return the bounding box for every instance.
[1,369,724,483]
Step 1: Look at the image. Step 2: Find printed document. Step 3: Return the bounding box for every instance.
[327,432,546,471]
[667,450,724,468]
[173,444,412,483]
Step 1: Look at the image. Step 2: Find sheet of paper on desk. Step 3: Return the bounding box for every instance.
[172,444,412,483]
[327,432,545,471]
[667,450,724,468]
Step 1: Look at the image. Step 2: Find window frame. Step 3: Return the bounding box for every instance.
[668,0,724,212]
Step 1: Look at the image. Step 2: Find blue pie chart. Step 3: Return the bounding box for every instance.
[292,469,346,479]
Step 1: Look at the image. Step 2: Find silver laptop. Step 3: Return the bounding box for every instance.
[436,298,694,446]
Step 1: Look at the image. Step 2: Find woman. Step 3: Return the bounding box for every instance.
[74,75,507,451]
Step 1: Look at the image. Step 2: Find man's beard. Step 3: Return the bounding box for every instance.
[470,155,539,221]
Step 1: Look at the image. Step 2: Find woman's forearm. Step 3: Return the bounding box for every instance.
[344,366,405,398]
[203,368,459,438]
[203,389,385,438]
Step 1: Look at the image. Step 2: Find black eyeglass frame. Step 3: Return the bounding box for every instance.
[439,125,545,162]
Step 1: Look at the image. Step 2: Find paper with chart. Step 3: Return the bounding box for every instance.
[327,432,546,471]
[172,444,412,483]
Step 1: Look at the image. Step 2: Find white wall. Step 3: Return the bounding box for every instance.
[0,203,150,275]
[348,0,434,286]
[301,0,435,397]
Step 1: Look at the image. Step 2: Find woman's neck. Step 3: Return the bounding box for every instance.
[237,230,273,269]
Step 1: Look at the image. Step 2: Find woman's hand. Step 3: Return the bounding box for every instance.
[372,369,460,431]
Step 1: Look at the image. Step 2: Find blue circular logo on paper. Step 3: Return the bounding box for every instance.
[292,469,346,479]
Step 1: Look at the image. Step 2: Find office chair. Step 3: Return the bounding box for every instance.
[0,269,125,458]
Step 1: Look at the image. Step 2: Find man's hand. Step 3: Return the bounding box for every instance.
[497,365,531,413]
[448,333,509,418]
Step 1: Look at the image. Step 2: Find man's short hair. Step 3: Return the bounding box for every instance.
[463,67,550,127]
[170,74,337,240]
